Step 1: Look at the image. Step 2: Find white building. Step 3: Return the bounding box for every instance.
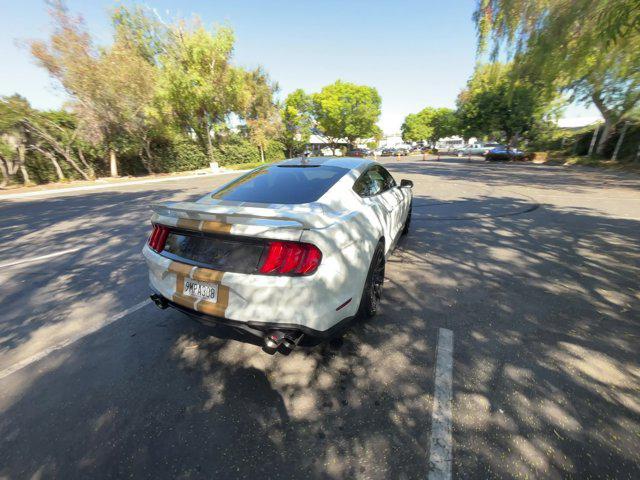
[435,136,479,151]
[379,133,404,147]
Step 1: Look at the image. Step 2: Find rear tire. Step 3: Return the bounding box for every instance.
[357,242,385,319]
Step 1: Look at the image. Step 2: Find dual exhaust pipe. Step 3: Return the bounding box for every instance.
[151,293,303,353]
[263,330,304,353]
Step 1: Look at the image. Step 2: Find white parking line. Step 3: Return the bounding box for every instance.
[0,170,247,201]
[0,299,152,380]
[0,247,84,269]
[428,328,454,480]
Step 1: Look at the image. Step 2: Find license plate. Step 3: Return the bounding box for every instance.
[183,279,218,302]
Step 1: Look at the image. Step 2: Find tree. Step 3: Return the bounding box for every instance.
[1,95,97,185]
[244,69,282,162]
[402,107,458,144]
[401,113,433,143]
[111,4,167,66]
[474,0,640,155]
[312,81,382,150]
[24,109,96,180]
[0,95,32,187]
[30,1,157,176]
[569,44,640,154]
[281,89,314,157]
[154,23,248,160]
[456,63,559,145]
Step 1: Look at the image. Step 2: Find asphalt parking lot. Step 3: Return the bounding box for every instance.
[0,156,639,479]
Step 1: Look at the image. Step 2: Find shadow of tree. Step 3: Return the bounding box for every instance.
[0,175,236,367]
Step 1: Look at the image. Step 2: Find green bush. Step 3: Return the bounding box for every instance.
[17,133,286,186]
[212,135,285,166]
[153,137,209,172]
[24,154,58,184]
[264,140,286,163]
[212,135,260,166]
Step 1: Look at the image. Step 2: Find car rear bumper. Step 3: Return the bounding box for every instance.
[143,244,361,335]
[151,288,354,338]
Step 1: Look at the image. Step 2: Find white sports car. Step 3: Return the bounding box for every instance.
[144,157,413,352]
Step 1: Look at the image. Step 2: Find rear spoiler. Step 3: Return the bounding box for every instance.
[151,201,334,231]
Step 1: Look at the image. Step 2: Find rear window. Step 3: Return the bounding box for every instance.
[210,164,349,204]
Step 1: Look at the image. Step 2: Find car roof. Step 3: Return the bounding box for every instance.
[277,156,372,170]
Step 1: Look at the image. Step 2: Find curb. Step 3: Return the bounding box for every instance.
[0,170,248,201]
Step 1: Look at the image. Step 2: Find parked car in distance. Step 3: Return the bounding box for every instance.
[480,143,504,155]
[394,146,410,156]
[144,157,413,354]
[485,147,528,161]
[456,143,505,157]
[381,147,396,156]
[347,148,370,157]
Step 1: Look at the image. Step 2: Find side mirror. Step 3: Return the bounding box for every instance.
[400,179,413,188]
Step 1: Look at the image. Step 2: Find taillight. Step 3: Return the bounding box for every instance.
[259,241,322,276]
[148,224,170,252]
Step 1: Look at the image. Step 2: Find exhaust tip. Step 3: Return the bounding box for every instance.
[150,294,168,310]
[264,331,285,350]
[263,330,304,353]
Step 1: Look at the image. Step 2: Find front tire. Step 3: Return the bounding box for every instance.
[402,201,412,235]
[357,242,385,319]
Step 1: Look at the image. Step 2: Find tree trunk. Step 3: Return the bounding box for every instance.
[259,145,265,163]
[77,148,95,179]
[611,122,629,162]
[205,123,214,160]
[596,119,614,156]
[50,156,64,181]
[109,149,118,177]
[19,165,31,185]
[591,92,617,156]
[18,145,31,185]
[0,159,9,188]
[60,149,90,180]
[34,146,65,181]
[587,124,600,156]
[141,141,154,174]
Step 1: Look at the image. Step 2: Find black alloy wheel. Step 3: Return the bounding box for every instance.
[402,202,412,235]
[358,242,385,319]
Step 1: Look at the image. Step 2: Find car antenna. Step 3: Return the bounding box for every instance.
[300,148,310,165]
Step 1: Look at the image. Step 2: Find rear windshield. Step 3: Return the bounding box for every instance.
[210,165,349,204]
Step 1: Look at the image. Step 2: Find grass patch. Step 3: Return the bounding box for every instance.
[530,151,640,173]
[563,156,640,172]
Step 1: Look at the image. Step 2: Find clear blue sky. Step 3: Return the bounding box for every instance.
[0,0,597,134]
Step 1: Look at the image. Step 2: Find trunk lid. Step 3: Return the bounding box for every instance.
[149,200,334,274]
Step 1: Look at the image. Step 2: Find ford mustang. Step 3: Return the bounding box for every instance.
[143,157,413,352]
